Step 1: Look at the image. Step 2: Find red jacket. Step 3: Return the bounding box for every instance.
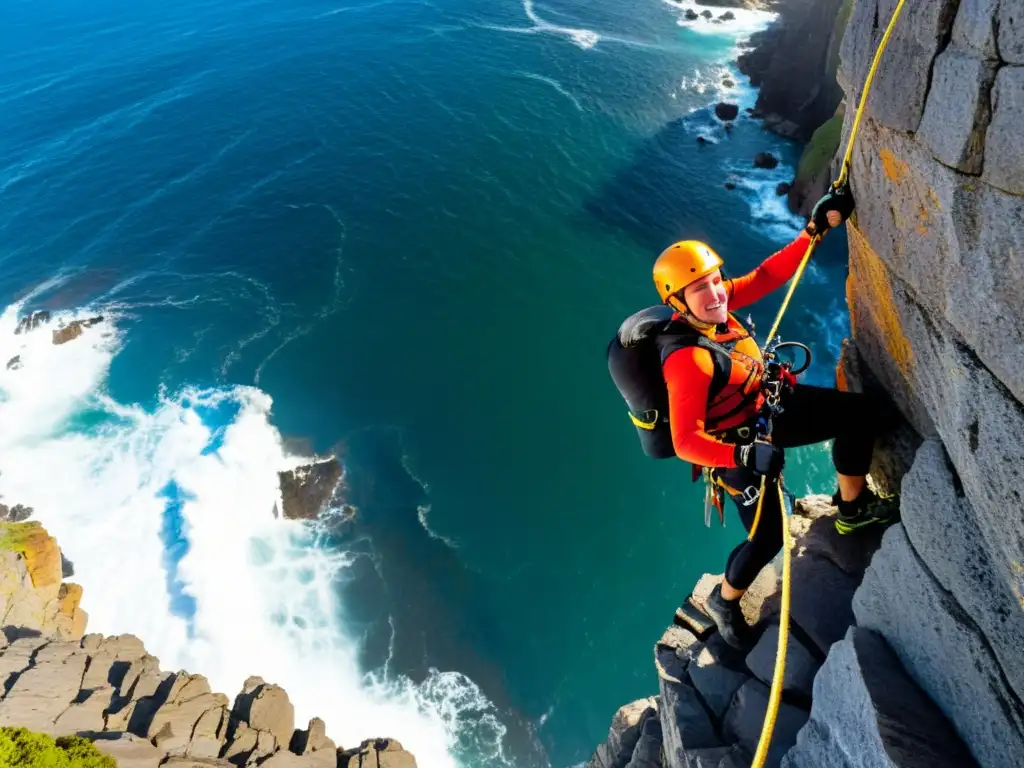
[662,232,812,468]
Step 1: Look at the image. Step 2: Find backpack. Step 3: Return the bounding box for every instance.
[606,306,737,460]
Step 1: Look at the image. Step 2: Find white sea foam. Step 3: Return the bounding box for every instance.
[663,0,776,40]
[0,297,509,767]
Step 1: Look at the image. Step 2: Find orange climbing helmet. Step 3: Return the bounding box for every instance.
[653,240,724,305]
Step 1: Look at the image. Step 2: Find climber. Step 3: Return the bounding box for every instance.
[635,187,898,649]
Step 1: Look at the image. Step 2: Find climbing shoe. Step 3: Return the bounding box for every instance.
[833,487,899,535]
[705,583,753,650]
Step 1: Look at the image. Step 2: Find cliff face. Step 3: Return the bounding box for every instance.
[0,522,417,768]
[738,0,848,141]
[590,2,1024,767]
[801,0,1024,763]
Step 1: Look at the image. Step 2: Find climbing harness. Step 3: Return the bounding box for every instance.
[747,2,909,767]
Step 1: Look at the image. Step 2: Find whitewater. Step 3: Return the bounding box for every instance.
[0,291,509,767]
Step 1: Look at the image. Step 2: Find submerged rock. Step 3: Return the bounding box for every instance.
[715,102,740,121]
[14,311,51,335]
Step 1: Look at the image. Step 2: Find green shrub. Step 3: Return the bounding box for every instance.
[0,728,115,768]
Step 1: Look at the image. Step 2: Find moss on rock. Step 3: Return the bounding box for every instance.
[795,113,844,186]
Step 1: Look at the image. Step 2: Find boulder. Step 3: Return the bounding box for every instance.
[744,623,820,701]
[53,685,114,735]
[656,625,702,684]
[722,78,735,88]
[0,636,50,696]
[775,182,791,196]
[782,627,978,768]
[701,10,713,19]
[14,311,51,335]
[162,759,237,768]
[898,440,1024,703]
[291,717,335,755]
[722,680,808,768]
[146,673,228,758]
[715,103,740,121]
[753,152,778,169]
[687,634,750,719]
[592,698,658,768]
[80,633,148,690]
[724,181,736,190]
[788,495,883,578]
[339,738,417,768]
[659,676,719,766]
[222,723,278,766]
[685,9,699,21]
[52,316,104,346]
[92,733,163,768]
[787,551,859,656]
[999,0,1024,64]
[952,0,1000,58]
[4,356,20,371]
[838,0,959,132]
[232,681,295,750]
[260,751,337,768]
[277,459,343,521]
[0,649,88,732]
[916,47,997,175]
[981,66,1024,195]
[854,525,1024,766]
[720,11,735,21]
[626,715,662,768]
[689,568,778,629]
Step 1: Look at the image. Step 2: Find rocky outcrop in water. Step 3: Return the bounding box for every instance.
[593,1,1024,766]
[277,458,354,521]
[52,316,105,345]
[0,522,417,767]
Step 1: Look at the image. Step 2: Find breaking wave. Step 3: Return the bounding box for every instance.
[0,295,508,767]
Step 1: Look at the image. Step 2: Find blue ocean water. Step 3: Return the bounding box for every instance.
[0,0,852,765]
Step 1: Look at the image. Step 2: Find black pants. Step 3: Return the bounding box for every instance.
[713,385,898,591]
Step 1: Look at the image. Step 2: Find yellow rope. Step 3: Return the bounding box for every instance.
[748,3,908,767]
[750,482,791,768]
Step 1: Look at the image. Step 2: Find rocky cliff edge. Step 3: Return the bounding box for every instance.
[0,521,417,768]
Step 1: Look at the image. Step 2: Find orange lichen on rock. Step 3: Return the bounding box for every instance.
[880,148,909,184]
[0,522,62,588]
[847,225,914,381]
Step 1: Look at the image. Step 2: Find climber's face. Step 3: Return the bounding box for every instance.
[683,270,729,325]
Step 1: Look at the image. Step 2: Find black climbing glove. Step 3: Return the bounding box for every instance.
[808,184,855,235]
[734,440,785,479]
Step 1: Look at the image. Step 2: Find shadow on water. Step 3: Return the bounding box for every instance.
[325,427,549,767]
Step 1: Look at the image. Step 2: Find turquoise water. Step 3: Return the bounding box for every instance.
[0,0,851,765]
